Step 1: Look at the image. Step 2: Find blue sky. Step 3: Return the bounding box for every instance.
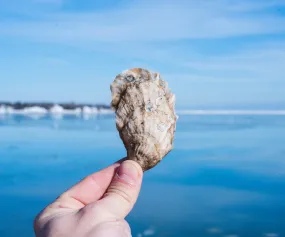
[0,0,285,108]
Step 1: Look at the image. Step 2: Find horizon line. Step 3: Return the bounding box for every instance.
[177,110,285,115]
[1,105,285,116]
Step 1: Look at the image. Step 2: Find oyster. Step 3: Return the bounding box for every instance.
[110,68,177,171]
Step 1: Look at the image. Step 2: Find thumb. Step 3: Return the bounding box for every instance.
[96,160,143,219]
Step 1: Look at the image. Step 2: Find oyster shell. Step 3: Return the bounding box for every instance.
[110,68,177,171]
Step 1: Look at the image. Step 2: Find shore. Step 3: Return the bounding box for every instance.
[1,102,285,116]
[0,102,113,115]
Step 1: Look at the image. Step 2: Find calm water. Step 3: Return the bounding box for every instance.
[0,114,285,237]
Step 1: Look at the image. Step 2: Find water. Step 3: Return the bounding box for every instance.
[0,114,285,237]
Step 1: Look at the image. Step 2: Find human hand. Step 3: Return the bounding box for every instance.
[34,160,143,237]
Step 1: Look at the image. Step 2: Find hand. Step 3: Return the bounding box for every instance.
[34,160,143,237]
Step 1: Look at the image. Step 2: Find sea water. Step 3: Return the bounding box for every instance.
[0,114,285,237]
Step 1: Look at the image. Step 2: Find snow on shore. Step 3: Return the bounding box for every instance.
[50,105,82,115]
[82,106,99,114]
[99,108,114,114]
[0,106,6,114]
[0,104,113,115]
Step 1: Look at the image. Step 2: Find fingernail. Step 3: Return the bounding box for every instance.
[116,161,140,186]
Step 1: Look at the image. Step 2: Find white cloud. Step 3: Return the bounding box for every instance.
[204,0,285,12]
[185,45,285,78]
[34,0,63,3]
[0,0,63,18]
[42,57,70,66]
[1,0,285,71]
[0,0,285,42]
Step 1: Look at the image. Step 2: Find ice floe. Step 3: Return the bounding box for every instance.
[0,104,113,115]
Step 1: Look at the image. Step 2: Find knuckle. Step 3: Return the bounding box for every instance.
[105,185,134,205]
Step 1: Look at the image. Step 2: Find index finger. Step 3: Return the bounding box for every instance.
[55,160,123,210]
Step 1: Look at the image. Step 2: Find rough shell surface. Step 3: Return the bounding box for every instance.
[110,68,177,171]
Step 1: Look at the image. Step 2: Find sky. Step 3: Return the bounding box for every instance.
[0,0,285,108]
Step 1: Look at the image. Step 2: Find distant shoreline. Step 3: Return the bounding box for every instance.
[0,102,110,110]
[1,102,285,116]
[0,102,112,115]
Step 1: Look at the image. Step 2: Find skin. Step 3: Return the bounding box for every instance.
[34,160,143,237]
